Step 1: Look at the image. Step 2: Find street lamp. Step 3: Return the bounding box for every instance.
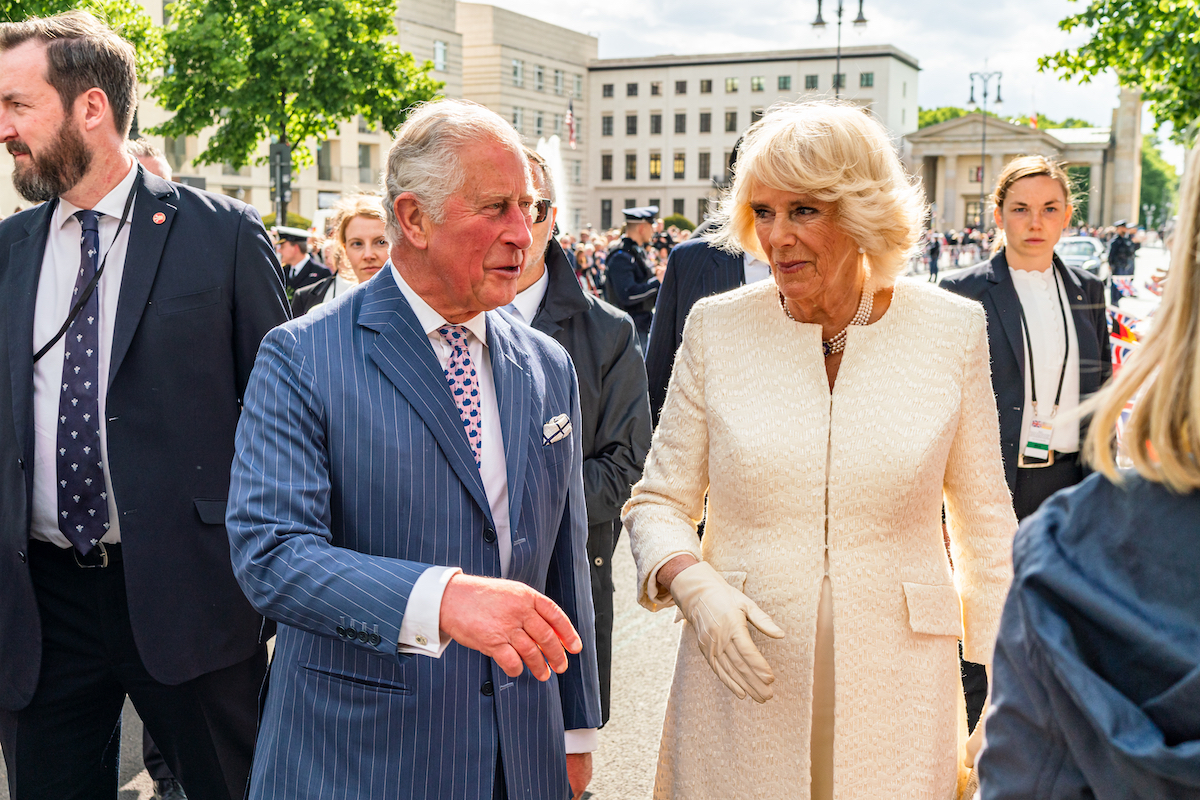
[813,0,867,100]
[967,69,1002,229]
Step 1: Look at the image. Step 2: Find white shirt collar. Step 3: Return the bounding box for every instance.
[390,261,488,346]
[511,264,550,324]
[55,158,139,230]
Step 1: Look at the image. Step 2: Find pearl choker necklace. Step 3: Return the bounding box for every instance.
[779,288,874,357]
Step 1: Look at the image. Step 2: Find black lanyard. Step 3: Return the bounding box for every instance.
[1015,263,1071,416]
[33,166,142,364]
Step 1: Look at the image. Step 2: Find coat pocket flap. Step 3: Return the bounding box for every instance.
[675,570,747,623]
[903,582,963,637]
[193,498,228,525]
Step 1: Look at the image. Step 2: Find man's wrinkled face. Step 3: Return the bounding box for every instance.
[0,41,93,203]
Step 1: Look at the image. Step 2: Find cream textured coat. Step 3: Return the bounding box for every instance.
[624,278,1016,800]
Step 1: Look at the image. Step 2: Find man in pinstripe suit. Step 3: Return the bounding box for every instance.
[226,99,601,800]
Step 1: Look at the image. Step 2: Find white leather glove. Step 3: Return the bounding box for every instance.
[669,562,786,703]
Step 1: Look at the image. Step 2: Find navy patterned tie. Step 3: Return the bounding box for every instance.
[56,209,109,555]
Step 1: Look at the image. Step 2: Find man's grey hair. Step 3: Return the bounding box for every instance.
[383,99,528,244]
[126,138,172,181]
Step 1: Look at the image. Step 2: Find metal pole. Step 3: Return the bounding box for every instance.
[980,81,987,229]
[835,0,843,100]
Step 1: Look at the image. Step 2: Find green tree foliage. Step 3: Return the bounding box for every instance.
[1140,134,1179,228]
[151,0,443,173]
[1040,0,1200,145]
[662,213,694,232]
[1,0,162,81]
[918,106,1001,129]
[1006,114,1095,129]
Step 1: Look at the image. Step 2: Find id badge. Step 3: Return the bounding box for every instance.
[1023,414,1054,461]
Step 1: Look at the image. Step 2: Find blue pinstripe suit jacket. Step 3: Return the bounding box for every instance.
[227,267,601,799]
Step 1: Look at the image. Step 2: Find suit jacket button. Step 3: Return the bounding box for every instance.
[370,633,381,646]
[482,526,497,544]
[17,550,26,563]
[593,556,604,567]
[336,626,346,637]
[481,680,494,696]
[358,630,369,643]
[16,458,24,470]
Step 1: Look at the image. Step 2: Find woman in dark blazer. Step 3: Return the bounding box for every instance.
[941,155,1111,521]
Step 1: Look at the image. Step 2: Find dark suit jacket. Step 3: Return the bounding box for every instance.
[645,237,744,423]
[940,250,1111,494]
[0,168,289,710]
[286,254,328,292]
[291,274,335,317]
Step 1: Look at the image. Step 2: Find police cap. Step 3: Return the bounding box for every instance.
[622,206,659,223]
[274,225,310,242]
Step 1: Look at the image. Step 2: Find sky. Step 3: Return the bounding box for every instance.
[487,0,1185,169]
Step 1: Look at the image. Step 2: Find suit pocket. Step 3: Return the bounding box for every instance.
[298,661,414,695]
[155,286,221,316]
[903,582,963,637]
[193,498,227,525]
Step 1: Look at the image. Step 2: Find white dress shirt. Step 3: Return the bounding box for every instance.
[743,252,771,285]
[508,264,550,325]
[31,160,139,547]
[1010,266,1081,453]
[390,263,596,752]
[290,254,313,279]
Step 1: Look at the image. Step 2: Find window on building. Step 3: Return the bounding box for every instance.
[572,160,582,185]
[601,154,613,181]
[625,198,638,212]
[511,106,524,132]
[673,198,685,216]
[751,76,765,92]
[554,114,563,135]
[649,152,662,180]
[164,135,187,173]
[602,83,614,98]
[675,112,686,133]
[650,81,662,96]
[512,59,524,87]
[574,74,583,98]
[222,161,246,176]
[673,152,685,179]
[698,151,711,181]
[675,80,687,94]
[626,114,637,135]
[699,112,712,133]
[832,73,845,90]
[650,113,662,135]
[601,199,612,230]
[433,40,447,72]
[357,115,375,133]
[778,75,792,91]
[626,82,638,97]
[535,111,544,137]
[725,110,738,133]
[751,108,764,124]
[860,72,874,88]
[601,115,613,136]
[534,65,544,91]
[554,69,564,95]
[700,79,713,94]
[724,149,734,181]
[805,74,818,90]
[317,140,333,181]
[698,197,709,220]
[358,144,373,184]
[648,198,660,212]
[725,77,739,93]
[625,153,637,180]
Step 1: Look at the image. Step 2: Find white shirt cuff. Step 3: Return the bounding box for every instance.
[397,566,462,657]
[565,728,599,753]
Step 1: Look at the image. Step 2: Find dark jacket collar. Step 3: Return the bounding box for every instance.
[531,239,590,333]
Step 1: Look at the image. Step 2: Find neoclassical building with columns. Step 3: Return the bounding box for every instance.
[905,88,1143,231]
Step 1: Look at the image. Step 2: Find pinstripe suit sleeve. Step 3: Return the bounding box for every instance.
[227,325,430,663]
[546,367,604,732]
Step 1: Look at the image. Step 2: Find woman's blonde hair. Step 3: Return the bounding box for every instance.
[989,155,1076,252]
[708,100,925,290]
[1084,147,1200,492]
[333,194,387,247]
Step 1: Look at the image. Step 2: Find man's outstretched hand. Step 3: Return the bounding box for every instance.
[439,573,582,679]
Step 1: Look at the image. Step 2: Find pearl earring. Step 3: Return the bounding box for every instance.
[858,247,865,254]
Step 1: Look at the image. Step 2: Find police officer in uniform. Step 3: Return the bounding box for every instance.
[1107,219,1139,305]
[604,206,662,352]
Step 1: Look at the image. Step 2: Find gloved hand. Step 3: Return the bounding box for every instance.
[668,561,786,703]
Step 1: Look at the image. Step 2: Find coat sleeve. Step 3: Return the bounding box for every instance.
[622,303,709,611]
[942,307,1017,665]
[606,249,660,307]
[582,313,652,527]
[226,326,432,665]
[231,203,290,401]
[545,367,604,731]
[645,250,685,423]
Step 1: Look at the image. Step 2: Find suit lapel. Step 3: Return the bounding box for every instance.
[4,203,55,468]
[486,313,531,539]
[109,169,175,388]
[1056,259,1102,396]
[359,274,494,524]
[984,253,1026,379]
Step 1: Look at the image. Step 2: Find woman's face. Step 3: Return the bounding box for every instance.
[751,185,861,308]
[342,215,388,283]
[994,175,1071,263]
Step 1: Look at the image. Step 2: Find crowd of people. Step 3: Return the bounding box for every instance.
[1,11,1198,800]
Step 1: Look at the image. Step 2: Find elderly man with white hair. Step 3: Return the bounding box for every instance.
[226,98,602,800]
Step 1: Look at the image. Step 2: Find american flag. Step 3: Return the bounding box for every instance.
[1112,276,1136,298]
[565,100,576,150]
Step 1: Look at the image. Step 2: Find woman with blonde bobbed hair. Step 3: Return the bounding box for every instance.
[978,148,1200,799]
[624,100,1016,799]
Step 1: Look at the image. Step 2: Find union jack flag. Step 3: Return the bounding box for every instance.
[1111,336,1136,372]
[565,100,576,150]
[1112,276,1136,298]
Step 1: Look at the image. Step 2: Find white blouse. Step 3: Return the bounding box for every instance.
[1010,266,1081,453]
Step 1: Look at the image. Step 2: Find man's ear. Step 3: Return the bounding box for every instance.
[78,88,112,135]
[393,193,432,250]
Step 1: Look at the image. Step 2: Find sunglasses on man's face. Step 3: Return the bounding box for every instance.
[533,199,553,224]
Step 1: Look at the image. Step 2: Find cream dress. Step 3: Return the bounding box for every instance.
[624,278,1016,800]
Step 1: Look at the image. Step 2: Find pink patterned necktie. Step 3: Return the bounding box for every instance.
[437,325,482,469]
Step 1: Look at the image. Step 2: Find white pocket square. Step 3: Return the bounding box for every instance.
[542,414,572,445]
